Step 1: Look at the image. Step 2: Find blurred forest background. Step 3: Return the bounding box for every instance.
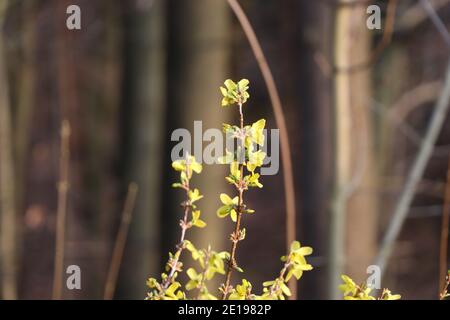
[0,0,449,300]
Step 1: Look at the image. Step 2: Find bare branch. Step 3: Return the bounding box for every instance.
[420,0,450,48]
[375,60,450,274]
[104,183,138,300]
[52,121,71,300]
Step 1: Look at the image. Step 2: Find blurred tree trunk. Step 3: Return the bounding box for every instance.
[119,0,167,299]
[0,3,18,298]
[329,4,377,299]
[345,15,377,287]
[14,0,37,299]
[292,0,334,299]
[163,0,230,283]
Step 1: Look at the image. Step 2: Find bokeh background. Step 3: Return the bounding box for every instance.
[0,0,449,300]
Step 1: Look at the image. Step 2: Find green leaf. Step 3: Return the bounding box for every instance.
[247,149,266,170]
[224,79,237,91]
[247,172,263,188]
[171,183,183,189]
[290,241,301,252]
[192,210,201,220]
[235,266,244,273]
[238,79,249,92]
[289,267,303,281]
[180,171,188,184]
[297,246,313,256]
[186,280,198,291]
[172,160,185,172]
[186,268,198,280]
[188,189,203,203]
[239,228,246,240]
[220,79,250,106]
[230,209,237,222]
[217,205,230,218]
[191,161,202,174]
[146,278,159,289]
[230,161,241,179]
[299,263,313,271]
[220,193,234,205]
[280,282,291,296]
[193,219,206,228]
[250,119,266,146]
[262,281,275,287]
[166,282,181,296]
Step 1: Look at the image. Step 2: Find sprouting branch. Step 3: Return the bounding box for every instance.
[162,162,193,290]
[104,183,138,300]
[146,154,204,300]
[221,100,246,300]
[226,0,298,298]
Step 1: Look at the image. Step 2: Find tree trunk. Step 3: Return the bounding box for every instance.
[119,0,167,299]
[330,4,377,299]
[0,1,18,299]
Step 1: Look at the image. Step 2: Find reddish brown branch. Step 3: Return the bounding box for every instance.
[439,156,450,297]
[104,183,138,300]
[226,0,297,299]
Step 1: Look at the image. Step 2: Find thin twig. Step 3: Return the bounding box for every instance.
[389,81,443,122]
[375,0,450,274]
[159,158,194,295]
[372,97,450,158]
[226,0,298,299]
[52,120,71,300]
[104,183,138,300]
[397,0,450,33]
[375,60,450,274]
[439,156,450,297]
[420,0,450,48]
[268,253,292,298]
[197,247,211,300]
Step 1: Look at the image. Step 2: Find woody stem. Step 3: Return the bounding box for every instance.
[222,102,245,299]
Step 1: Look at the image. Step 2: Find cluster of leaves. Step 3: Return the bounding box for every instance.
[217,79,274,298]
[339,275,401,300]
[260,241,313,300]
[184,242,229,300]
[146,155,205,300]
[217,241,314,300]
[440,270,450,300]
[220,79,250,107]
